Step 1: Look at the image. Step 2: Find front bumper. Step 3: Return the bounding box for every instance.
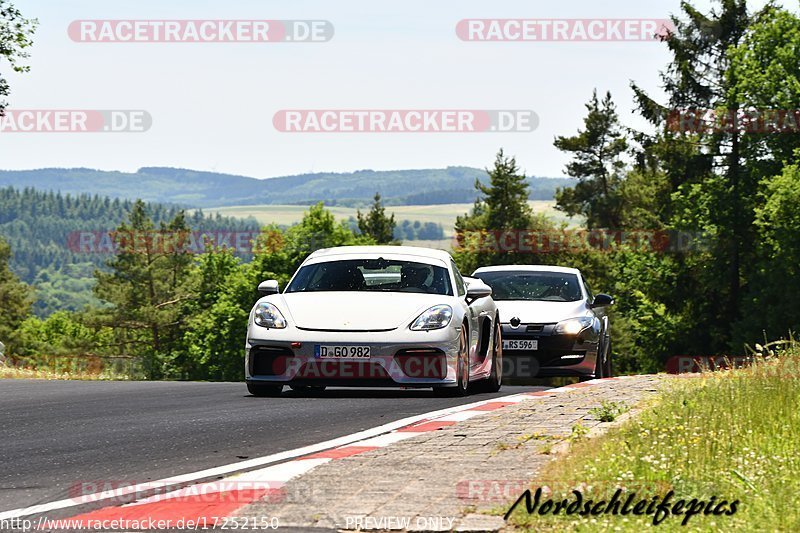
[245,325,462,387]
[501,322,599,378]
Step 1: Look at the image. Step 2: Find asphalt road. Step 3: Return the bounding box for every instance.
[0,380,547,514]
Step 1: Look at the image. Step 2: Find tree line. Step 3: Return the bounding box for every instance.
[0,199,384,379]
[458,1,800,371]
[0,187,261,316]
[2,0,799,378]
[0,186,444,318]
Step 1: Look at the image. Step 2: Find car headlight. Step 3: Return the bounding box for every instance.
[253,302,287,329]
[410,305,453,331]
[554,316,594,335]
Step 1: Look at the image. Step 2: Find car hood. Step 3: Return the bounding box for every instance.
[494,300,588,324]
[273,292,448,331]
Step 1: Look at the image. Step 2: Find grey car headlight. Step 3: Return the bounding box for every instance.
[253,302,287,329]
[554,316,594,335]
[410,305,453,331]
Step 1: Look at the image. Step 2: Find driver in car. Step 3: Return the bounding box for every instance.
[400,264,432,292]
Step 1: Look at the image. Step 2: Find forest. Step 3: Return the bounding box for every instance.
[1,1,799,381]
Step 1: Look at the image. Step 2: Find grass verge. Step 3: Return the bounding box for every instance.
[502,351,800,531]
[0,365,130,380]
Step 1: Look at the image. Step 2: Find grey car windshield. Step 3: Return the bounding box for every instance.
[474,271,582,302]
[286,259,453,296]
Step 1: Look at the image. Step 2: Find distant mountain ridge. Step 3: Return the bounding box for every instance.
[0,166,572,208]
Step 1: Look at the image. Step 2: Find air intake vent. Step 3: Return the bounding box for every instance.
[394,349,447,379]
[251,346,294,376]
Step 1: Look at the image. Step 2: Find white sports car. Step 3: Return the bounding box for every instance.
[245,246,502,397]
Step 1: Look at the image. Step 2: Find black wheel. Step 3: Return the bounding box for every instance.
[603,339,613,377]
[592,338,608,380]
[434,326,470,397]
[481,319,502,393]
[247,382,283,397]
[289,385,327,395]
[594,341,605,379]
[580,342,605,382]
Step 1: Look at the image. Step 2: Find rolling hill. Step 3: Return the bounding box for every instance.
[0,167,572,208]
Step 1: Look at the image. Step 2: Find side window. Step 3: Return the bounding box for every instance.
[582,275,594,302]
[451,261,466,297]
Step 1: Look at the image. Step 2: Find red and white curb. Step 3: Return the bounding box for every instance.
[0,377,635,525]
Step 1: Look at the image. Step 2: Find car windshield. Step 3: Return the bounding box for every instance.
[474,271,582,302]
[286,258,453,296]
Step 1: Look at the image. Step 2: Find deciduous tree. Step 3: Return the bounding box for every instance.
[0,0,37,114]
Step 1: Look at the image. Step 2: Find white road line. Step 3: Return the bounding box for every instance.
[354,432,419,447]
[0,390,537,520]
[236,458,330,483]
[435,410,484,422]
[125,458,331,507]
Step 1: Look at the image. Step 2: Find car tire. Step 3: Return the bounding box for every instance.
[603,339,613,377]
[247,383,283,397]
[580,342,605,382]
[481,319,502,393]
[596,340,606,379]
[593,338,608,380]
[434,326,470,397]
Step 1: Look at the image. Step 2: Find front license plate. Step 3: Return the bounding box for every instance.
[314,345,371,359]
[503,339,538,351]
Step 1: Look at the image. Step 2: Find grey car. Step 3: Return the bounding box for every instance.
[472,265,613,381]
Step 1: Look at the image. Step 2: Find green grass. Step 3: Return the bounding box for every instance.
[1,353,139,381]
[588,400,630,423]
[0,364,131,381]
[201,201,577,238]
[502,351,800,531]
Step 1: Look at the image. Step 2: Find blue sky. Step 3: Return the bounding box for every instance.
[0,0,776,179]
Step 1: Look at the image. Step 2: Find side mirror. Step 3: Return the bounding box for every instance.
[258,280,280,295]
[466,280,492,304]
[591,293,614,308]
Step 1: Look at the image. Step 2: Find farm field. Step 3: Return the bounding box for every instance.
[202,200,577,237]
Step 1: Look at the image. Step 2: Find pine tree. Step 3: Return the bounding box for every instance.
[457,149,533,233]
[356,193,396,244]
[93,200,194,378]
[453,150,553,273]
[0,236,33,352]
[553,90,628,229]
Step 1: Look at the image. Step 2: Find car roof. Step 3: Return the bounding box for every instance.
[473,264,582,276]
[306,245,454,264]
